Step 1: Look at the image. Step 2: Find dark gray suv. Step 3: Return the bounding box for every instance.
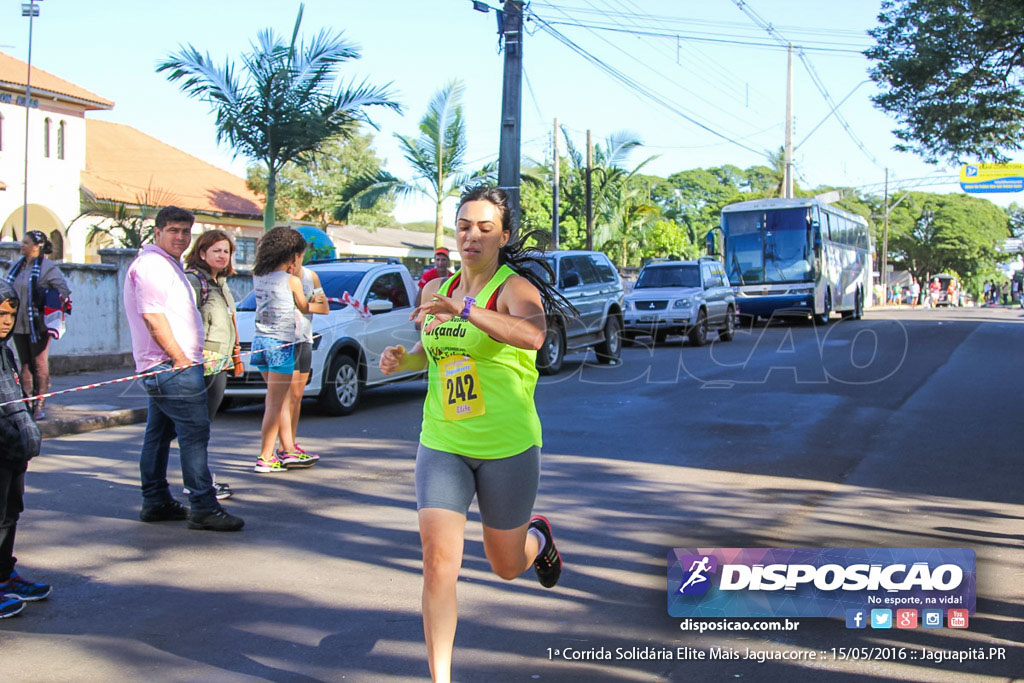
[527,250,625,374]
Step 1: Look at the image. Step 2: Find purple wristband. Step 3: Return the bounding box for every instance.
[460,296,476,319]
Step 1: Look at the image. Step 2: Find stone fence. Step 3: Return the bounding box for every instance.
[0,241,253,374]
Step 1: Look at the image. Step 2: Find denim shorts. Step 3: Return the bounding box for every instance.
[251,335,295,374]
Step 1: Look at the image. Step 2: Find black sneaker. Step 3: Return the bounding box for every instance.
[187,508,244,532]
[529,515,562,588]
[139,500,188,523]
[0,595,24,618]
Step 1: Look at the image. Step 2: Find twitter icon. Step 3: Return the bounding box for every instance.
[870,609,892,629]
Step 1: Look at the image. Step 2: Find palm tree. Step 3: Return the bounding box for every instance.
[345,81,477,249]
[157,4,399,231]
[77,184,179,249]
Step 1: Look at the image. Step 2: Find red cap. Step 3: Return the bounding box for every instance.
[435,247,450,256]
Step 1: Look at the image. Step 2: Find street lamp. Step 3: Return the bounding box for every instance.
[20,0,42,241]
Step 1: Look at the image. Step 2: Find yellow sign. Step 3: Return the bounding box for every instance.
[959,162,1024,193]
[438,355,485,421]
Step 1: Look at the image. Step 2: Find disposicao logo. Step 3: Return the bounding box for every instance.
[667,548,976,619]
[675,555,718,596]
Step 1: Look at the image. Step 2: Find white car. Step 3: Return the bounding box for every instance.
[226,259,424,415]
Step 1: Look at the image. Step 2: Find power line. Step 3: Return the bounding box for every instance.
[526,9,770,157]
[540,19,869,54]
[730,0,883,168]
[539,2,767,134]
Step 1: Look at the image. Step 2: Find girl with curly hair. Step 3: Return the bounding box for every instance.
[250,227,327,473]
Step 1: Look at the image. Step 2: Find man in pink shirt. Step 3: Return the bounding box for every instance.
[123,206,243,532]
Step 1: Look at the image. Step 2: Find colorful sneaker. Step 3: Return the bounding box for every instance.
[254,455,287,473]
[0,595,23,618]
[529,515,562,588]
[1,571,52,602]
[277,448,318,469]
[294,443,321,460]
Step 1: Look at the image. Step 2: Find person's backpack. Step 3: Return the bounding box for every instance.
[186,269,211,308]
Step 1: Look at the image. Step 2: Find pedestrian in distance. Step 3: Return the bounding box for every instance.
[184,229,242,500]
[3,231,71,420]
[287,260,328,463]
[250,227,327,473]
[415,247,453,306]
[379,186,571,683]
[910,280,921,308]
[0,280,49,619]
[123,206,243,532]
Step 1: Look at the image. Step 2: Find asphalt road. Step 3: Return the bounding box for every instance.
[3,307,1022,682]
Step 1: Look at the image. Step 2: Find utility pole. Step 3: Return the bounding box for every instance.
[552,118,560,250]
[21,0,42,241]
[497,0,524,236]
[784,43,794,199]
[881,167,890,300]
[585,129,594,251]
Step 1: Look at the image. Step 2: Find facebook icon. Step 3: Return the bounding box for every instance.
[846,609,867,629]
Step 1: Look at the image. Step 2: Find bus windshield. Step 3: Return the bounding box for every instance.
[723,208,813,285]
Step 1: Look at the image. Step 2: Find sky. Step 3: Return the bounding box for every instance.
[1,0,1017,223]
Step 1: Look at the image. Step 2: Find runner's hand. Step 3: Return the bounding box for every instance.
[380,345,406,375]
[411,293,460,334]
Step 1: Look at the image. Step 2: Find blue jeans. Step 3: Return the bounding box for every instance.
[139,364,217,512]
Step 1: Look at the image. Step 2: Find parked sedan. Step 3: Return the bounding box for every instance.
[623,258,736,346]
[226,259,424,415]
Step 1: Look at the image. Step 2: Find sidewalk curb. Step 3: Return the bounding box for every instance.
[40,407,148,439]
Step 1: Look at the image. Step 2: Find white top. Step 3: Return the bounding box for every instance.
[253,271,298,341]
[297,267,314,344]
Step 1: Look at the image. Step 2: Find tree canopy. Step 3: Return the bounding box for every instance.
[867,0,1024,163]
[246,129,395,229]
[158,4,398,230]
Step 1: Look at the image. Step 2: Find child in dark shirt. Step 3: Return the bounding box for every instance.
[0,280,48,618]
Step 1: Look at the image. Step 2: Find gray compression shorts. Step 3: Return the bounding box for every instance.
[415,443,541,530]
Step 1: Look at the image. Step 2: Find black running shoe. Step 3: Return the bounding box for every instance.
[529,515,562,588]
[139,500,188,523]
[187,508,244,532]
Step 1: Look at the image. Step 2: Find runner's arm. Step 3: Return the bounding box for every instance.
[380,341,428,375]
[413,275,545,350]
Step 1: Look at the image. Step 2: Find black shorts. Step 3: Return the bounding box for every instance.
[294,342,313,374]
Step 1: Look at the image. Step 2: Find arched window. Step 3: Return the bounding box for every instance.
[57,120,65,160]
[43,117,51,157]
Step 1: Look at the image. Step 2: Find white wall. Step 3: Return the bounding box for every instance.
[0,93,87,247]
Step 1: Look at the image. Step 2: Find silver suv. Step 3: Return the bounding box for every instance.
[528,250,625,374]
[623,257,736,346]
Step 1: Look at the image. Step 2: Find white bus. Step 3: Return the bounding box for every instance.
[714,198,872,323]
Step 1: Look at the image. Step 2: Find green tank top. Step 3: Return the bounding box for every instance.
[419,264,542,459]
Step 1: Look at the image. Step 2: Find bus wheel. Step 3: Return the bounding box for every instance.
[815,290,831,326]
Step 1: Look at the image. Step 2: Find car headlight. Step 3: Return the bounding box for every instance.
[790,286,814,295]
[672,298,691,309]
[625,300,635,311]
